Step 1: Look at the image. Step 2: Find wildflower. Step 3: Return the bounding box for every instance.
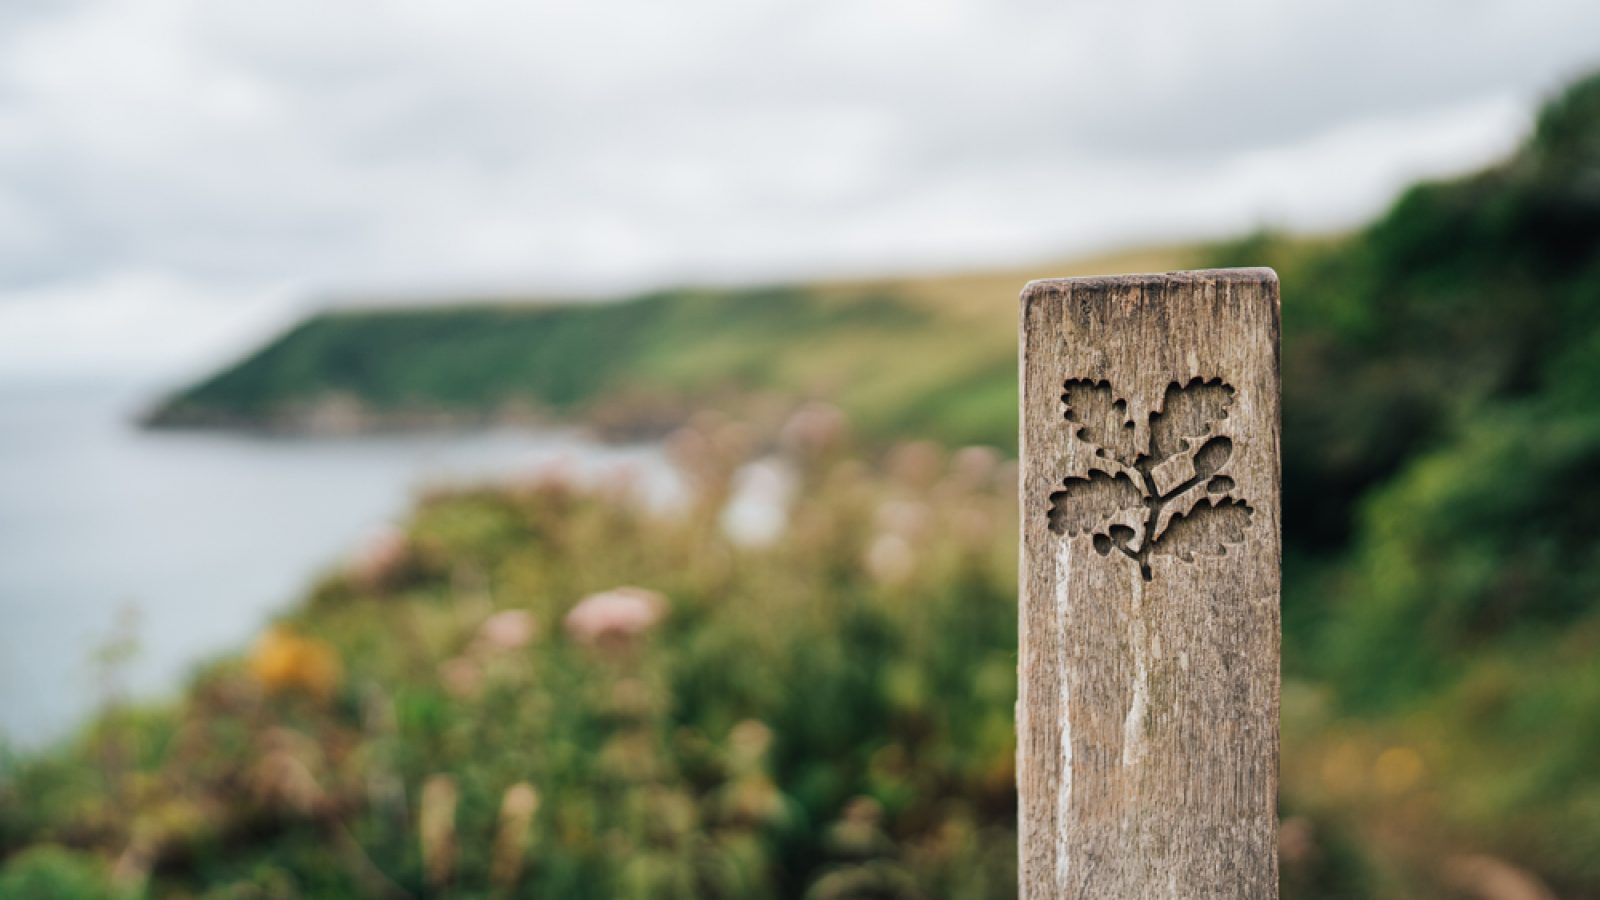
[476,609,539,653]
[864,534,915,586]
[668,415,755,494]
[721,459,795,546]
[249,626,341,701]
[1374,745,1425,794]
[779,402,849,460]
[564,587,667,645]
[949,445,1002,490]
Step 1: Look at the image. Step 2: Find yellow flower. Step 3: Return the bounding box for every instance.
[249,626,342,701]
[1374,745,1425,794]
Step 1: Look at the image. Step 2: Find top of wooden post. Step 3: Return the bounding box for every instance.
[1023,266,1279,295]
[1017,268,1281,898]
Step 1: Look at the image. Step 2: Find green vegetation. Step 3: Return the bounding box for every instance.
[3,426,1019,898]
[9,70,1600,898]
[1229,69,1600,895]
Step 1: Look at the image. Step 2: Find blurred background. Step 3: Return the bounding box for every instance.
[3,1,1600,897]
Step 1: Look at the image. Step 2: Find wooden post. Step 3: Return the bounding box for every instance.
[1018,269,1280,898]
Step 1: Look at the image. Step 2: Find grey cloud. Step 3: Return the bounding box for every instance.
[0,0,1598,308]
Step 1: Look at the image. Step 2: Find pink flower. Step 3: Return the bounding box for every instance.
[779,402,849,459]
[476,610,538,652]
[349,528,411,591]
[564,587,667,645]
[865,534,915,586]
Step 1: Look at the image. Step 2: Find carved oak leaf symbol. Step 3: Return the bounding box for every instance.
[1046,469,1142,547]
[1061,379,1138,464]
[1050,374,1252,580]
[1150,498,1253,563]
[1148,377,1234,465]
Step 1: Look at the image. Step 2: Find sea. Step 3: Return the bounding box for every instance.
[0,378,680,748]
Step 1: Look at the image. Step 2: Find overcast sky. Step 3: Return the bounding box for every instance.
[2,0,1599,381]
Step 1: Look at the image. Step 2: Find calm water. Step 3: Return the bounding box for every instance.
[0,379,679,748]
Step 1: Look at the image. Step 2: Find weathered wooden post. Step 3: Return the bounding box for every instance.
[1018,269,1280,898]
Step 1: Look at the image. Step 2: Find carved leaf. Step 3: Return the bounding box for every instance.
[1150,497,1253,562]
[1061,379,1138,463]
[1046,469,1143,540]
[1148,378,1234,465]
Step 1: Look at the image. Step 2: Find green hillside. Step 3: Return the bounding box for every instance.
[146,246,1195,448]
[8,72,1600,898]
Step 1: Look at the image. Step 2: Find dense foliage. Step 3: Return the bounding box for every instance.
[9,70,1600,898]
[1228,70,1600,896]
[3,419,1020,898]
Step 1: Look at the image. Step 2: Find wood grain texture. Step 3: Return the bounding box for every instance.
[1018,269,1281,899]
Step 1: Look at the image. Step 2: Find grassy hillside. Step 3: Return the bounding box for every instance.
[146,246,1195,448]
[9,71,1600,898]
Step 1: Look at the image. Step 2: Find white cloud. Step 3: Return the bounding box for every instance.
[0,0,1597,377]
